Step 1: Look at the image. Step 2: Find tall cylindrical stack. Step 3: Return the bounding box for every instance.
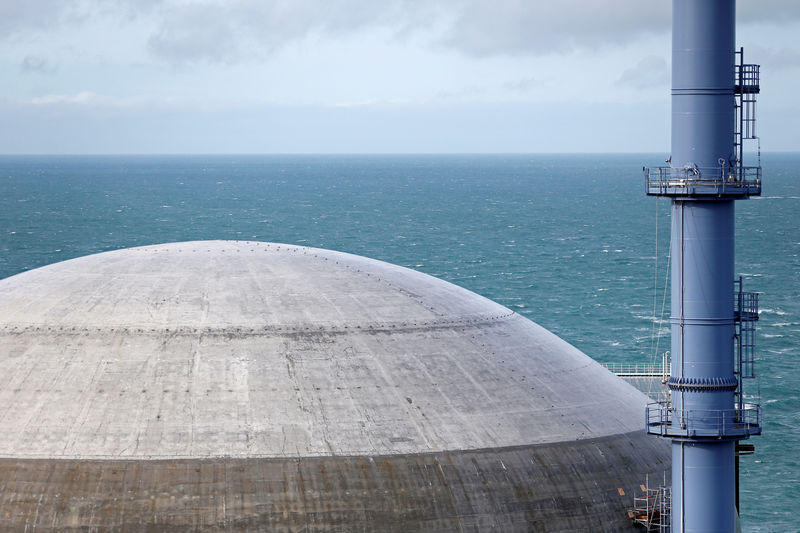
[644,0,762,531]
[671,4,737,528]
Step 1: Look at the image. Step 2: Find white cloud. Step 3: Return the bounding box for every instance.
[440,0,669,57]
[145,0,439,64]
[28,91,172,109]
[1,0,798,154]
[0,0,70,38]
[141,0,800,64]
[4,0,800,65]
[30,91,99,105]
[140,0,671,63]
[148,4,239,64]
[0,0,161,40]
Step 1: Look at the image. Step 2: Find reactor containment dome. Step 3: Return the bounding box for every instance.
[0,241,668,531]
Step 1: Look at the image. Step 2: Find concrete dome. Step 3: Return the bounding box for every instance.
[0,241,668,531]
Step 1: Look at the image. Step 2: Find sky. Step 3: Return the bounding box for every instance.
[1,0,799,154]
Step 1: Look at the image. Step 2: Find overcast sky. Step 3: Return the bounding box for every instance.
[1,0,798,154]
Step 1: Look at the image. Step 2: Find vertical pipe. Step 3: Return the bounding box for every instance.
[735,448,740,513]
[669,0,737,531]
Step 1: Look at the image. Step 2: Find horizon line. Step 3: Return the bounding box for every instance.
[2,151,796,157]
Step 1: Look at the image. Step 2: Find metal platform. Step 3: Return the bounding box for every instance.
[643,165,761,197]
[603,354,669,403]
[645,401,762,439]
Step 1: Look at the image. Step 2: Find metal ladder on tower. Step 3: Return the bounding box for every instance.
[734,276,759,412]
[734,47,761,181]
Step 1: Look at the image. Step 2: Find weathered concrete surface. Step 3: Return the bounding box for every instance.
[0,431,667,532]
[0,241,670,530]
[0,241,646,459]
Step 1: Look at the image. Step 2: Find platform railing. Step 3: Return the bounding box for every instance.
[602,361,668,377]
[735,290,759,320]
[644,165,761,197]
[646,401,762,439]
[735,63,760,93]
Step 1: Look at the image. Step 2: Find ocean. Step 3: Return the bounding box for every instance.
[0,153,797,531]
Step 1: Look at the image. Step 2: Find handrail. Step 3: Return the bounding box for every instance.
[735,290,759,320]
[603,362,666,376]
[735,63,760,93]
[645,165,762,183]
[644,165,761,197]
[646,401,762,438]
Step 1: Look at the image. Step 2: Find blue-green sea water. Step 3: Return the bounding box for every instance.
[0,154,797,531]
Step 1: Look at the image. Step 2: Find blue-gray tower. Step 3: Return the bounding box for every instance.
[643,0,762,531]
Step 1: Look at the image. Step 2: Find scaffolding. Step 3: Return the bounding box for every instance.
[630,475,671,532]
